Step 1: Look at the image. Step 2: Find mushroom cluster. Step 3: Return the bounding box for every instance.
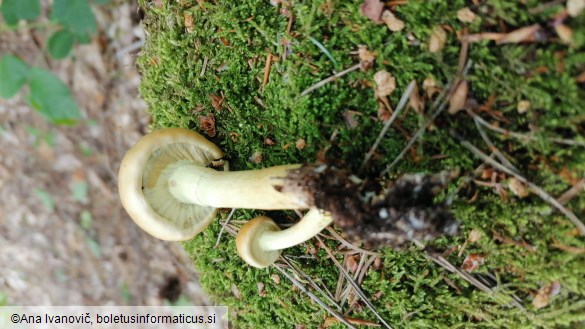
[118,128,333,268]
[118,128,459,268]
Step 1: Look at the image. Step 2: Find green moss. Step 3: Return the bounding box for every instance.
[137,0,585,327]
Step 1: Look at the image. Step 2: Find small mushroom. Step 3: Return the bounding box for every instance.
[118,128,332,264]
[236,208,332,268]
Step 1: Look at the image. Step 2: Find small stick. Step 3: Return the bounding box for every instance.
[273,264,358,329]
[469,111,585,147]
[214,208,236,248]
[316,236,393,329]
[262,53,273,87]
[557,178,585,205]
[360,81,415,173]
[381,60,474,176]
[453,132,585,235]
[472,114,520,174]
[300,64,361,96]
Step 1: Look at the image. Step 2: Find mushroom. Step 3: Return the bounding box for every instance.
[236,208,332,268]
[118,127,332,260]
[119,127,459,267]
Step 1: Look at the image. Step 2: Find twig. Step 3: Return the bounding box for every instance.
[360,81,415,173]
[426,254,526,311]
[323,228,382,257]
[469,111,585,147]
[558,178,585,205]
[273,263,358,329]
[262,53,273,88]
[300,64,361,96]
[316,236,393,329]
[452,132,585,235]
[214,208,236,248]
[381,60,473,176]
[283,256,341,310]
[472,115,520,174]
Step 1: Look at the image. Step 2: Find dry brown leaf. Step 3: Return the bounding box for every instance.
[264,137,275,145]
[457,7,476,23]
[533,281,561,309]
[576,71,585,83]
[468,229,482,243]
[462,32,505,43]
[210,94,224,111]
[422,76,440,98]
[429,25,448,53]
[295,138,306,150]
[358,45,377,70]
[231,283,241,299]
[377,103,392,121]
[567,0,585,17]
[461,253,485,272]
[343,110,360,129]
[381,10,405,32]
[508,177,529,198]
[249,151,263,164]
[257,282,266,297]
[323,316,381,328]
[198,113,216,137]
[517,100,531,113]
[448,80,468,114]
[360,0,384,24]
[408,81,424,114]
[184,12,194,33]
[497,25,540,44]
[373,70,396,97]
[555,24,573,44]
[270,274,281,284]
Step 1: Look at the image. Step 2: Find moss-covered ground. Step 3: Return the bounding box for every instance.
[136,0,585,327]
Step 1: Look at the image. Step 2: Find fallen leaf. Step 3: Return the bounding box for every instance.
[210,94,224,111]
[231,283,241,299]
[257,282,266,296]
[343,110,360,129]
[517,100,531,113]
[533,281,561,309]
[264,137,275,145]
[249,151,263,164]
[346,255,359,274]
[358,45,376,70]
[360,0,384,24]
[567,0,585,17]
[577,71,585,83]
[508,177,529,198]
[448,80,468,114]
[554,24,573,44]
[461,253,485,272]
[381,10,405,32]
[377,103,392,121]
[496,25,540,44]
[408,81,424,114]
[468,229,482,243]
[429,25,448,53]
[323,316,381,327]
[198,113,216,137]
[295,138,306,150]
[373,70,396,97]
[422,76,440,98]
[271,274,281,284]
[184,12,194,33]
[457,7,476,23]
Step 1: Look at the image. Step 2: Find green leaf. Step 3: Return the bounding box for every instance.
[51,0,97,37]
[28,68,82,125]
[48,30,75,59]
[0,0,40,25]
[34,188,55,212]
[0,55,30,98]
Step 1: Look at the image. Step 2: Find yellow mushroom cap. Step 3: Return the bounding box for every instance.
[118,128,224,241]
[236,216,282,268]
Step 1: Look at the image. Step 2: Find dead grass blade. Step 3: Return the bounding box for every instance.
[283,256,340,310]
[315,236,393,329]
[360,80,415,173]
[300,64,361,96]
[452,132,585,235]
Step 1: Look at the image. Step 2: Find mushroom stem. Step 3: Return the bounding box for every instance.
[257,208,333,251]
[167,163,309,209]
